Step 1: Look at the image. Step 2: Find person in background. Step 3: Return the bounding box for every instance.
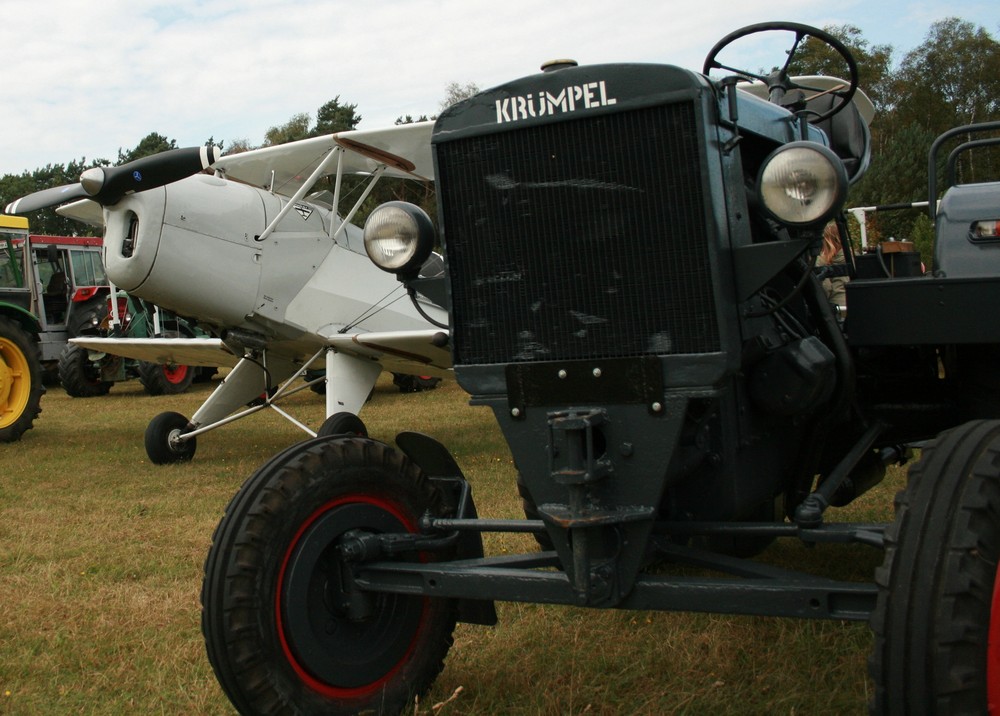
[817,222,849,309]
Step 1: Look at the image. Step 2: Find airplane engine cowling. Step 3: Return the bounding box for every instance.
[103,174,272,329]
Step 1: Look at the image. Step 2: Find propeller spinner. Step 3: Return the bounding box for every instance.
[4,145,220,214]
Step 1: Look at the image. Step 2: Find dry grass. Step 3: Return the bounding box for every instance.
[0,372,897,714]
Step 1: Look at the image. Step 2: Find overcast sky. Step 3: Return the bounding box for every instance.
[2,0,996,177]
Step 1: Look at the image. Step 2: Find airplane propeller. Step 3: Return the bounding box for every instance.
[4,145,221,215]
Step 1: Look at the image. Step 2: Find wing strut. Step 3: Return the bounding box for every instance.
[254,146,346,243]
[331,165,386,240]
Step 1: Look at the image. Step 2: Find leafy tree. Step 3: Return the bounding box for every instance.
[312,96,361,136]
[395,114,431,125]
[117,133,176,164]
[789,24,894,118]
[807,18,1000,263]
[440,81,480,113]
[264,112,311,146]
[892,19,1000,135]
[222,138,255,155]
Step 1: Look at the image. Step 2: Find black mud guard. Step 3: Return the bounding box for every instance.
[395,431,498,626]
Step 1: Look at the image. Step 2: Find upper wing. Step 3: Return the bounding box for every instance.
[325,329,452,377]
[68,337,239,368]
[213,121,435,198]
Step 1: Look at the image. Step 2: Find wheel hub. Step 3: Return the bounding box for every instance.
[278,499,425,693]
[0,339,29,428]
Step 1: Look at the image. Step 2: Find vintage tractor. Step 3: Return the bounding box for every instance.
[201,23,1000,715]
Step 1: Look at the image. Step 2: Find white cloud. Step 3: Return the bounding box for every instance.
[1,0,994,177]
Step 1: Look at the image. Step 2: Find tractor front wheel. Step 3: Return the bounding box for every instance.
[201,437,457,716]
[870,420,1000,714]
[0,316,44,442]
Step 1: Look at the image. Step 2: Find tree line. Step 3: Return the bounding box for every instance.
[1,18,997,264]
[791,18,1000,264]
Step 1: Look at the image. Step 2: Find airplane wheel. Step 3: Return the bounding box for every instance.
[317,411,368,438]
[202,437,457,716]
[870,420,1000,714]
[145,411,197,464]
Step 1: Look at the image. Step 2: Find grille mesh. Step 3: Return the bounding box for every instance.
[437,102,719,366]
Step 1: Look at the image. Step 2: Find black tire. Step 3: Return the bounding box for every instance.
[201,437,457,716]
[393,373,441,394]
[194,366,218,383]
[144,411,196,464]
[138,329,197,396]
[317,411,368,438]
[65,296,108,338]
[137,360,195,396]
[870,420,1000,715]
[58,342,112,397]
[955,345,1000,420]
[0,316,44,442]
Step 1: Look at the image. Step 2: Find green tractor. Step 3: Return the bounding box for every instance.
[0,216,110,440]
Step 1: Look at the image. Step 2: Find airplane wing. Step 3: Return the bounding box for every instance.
[213,121,435,198]
[69,337,240,368]
[56,199,105,227]
[325,329,452,377]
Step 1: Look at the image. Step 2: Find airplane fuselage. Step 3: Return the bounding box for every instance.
[101,173,443,361]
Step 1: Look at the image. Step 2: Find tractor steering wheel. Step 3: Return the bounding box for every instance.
[703,22,859,123]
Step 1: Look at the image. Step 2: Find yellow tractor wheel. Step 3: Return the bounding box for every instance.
[0,316,44,442]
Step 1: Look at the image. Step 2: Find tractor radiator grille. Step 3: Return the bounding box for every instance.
[437,101,719,366]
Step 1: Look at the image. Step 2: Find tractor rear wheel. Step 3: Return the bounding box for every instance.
[870,420,1000,714]
[201,437,457,716]
[138,360,195,395]
[0,316,44,442]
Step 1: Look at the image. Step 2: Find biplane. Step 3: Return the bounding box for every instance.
[5,123,449,462]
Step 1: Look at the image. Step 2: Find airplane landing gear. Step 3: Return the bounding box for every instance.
[145,411,197,463]
[317,411,368,438]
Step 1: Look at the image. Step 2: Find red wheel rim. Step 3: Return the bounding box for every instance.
[275,493,426,698]
[162,364,189,384]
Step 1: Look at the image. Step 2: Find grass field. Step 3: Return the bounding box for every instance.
[0,372,899,714]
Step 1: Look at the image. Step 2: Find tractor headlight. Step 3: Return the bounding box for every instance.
[363,201,435,276]
[758,142,847,226]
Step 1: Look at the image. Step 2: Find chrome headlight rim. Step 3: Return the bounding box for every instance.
[363,201,435,276]
[757,141,848,227]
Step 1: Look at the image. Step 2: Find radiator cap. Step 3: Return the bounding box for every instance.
[541,59,578,72]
